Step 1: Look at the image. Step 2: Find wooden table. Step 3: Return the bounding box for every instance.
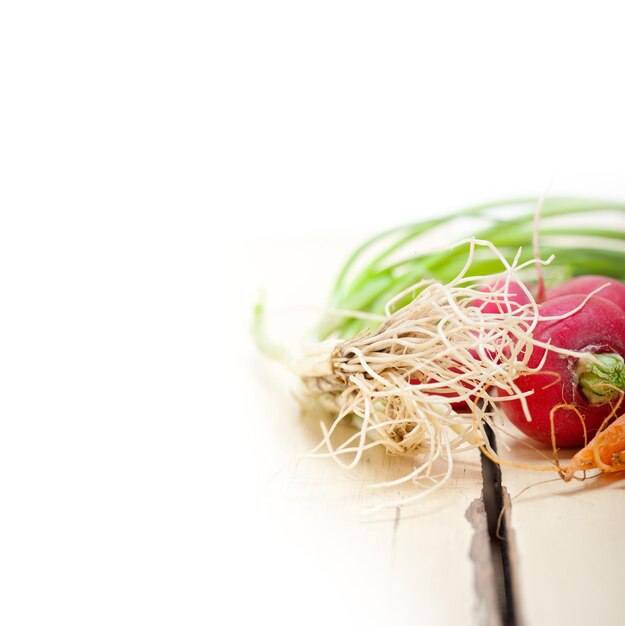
[239,234,624,626]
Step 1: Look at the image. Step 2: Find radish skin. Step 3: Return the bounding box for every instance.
[500,294,625,448]
[410,279,531,412]
[472,279,532,315]
[547,275,625,313]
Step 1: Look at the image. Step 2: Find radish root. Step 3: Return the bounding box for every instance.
[258,238,622,508]
[298,239,562,508]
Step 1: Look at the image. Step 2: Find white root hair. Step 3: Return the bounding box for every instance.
[298,238,580,511]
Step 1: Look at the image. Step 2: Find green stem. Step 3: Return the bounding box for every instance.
[578,353,625,404]
[319,197,625,339]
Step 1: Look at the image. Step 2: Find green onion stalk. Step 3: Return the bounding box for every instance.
[320,197,625,340]
[255,197,625,509]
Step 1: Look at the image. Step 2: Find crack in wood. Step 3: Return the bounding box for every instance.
[467,425,523,626]
[466,497,502,626]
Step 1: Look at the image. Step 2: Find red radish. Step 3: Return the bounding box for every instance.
[468,279,532,363]
[547,275,625,313]
[472,279,532,315]
[500,294,625,448]
[409,367,472,413]
[410,279,533,413]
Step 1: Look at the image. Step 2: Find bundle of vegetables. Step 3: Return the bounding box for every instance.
[256,197,625,506]
[323,197,625,339]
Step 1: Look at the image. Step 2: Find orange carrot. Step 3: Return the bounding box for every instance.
[564,413,625,480]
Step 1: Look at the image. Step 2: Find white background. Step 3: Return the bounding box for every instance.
[1,2,625,624]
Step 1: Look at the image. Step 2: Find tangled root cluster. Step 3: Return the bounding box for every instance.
[302,239,551,507]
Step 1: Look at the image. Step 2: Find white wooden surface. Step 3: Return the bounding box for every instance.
[242,235,625,626]
[5,5,625,624]
[238,235,485,626]
[498,434,625,626]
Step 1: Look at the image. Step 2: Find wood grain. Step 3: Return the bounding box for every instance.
[497,432,625,626]
[243,234,487,625]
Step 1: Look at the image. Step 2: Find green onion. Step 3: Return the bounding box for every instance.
[320,197,625,338]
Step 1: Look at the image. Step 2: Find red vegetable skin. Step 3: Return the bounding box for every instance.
[472,279,531,315]
[500,294,625,448]
[410,280,532,413]
[467,279,532,364]
[547,275,625,313]
[409,367,472,412]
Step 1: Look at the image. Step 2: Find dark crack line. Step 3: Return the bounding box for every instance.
[480,423,519,626]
